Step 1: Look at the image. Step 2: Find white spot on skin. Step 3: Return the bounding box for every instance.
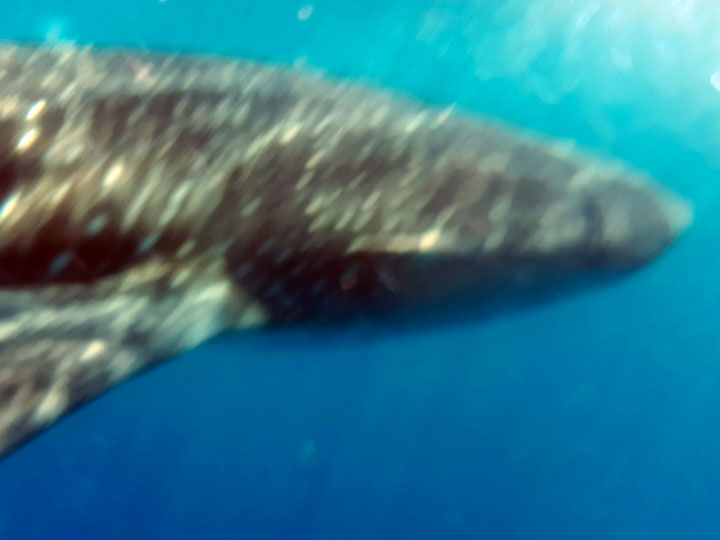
[58,81,79,102]
[0,319,21,341]
[54,142,83,163]
[160,181,192,226]
[434,206,456,228]
[435,106,454,126]
[305,195,325,215]
[309,212,331,232]
[550,139,576,159]
[170,269,192,288]
[334,210,353,231]
[242,198,261,217]
[569,167,598,189]
[352,209,374,232]
[48,252,72,276]
[80,340,107,362]
[0,191,20,223]
[306,149,327,169]
[312,116,332,135]
[419,229,441,251]
[602,206,632,245]
[130,60,156,85]
[122,180,154,231]
[295,171,314,191]
[564,219,585,243]
[86,215,108,235]
[103,162,125,188]
[0,95,20,116]
[137,234,159,254]
[371,230,457,254]
[176,240,195,257]
[485,226,506,251]
[478,152,511,173]
[16,129,39,152]
[51,181,72,205]
[280,124,301,144]
[404,113,426,134]
[530,210,584,252]
[489,197,512,223]
[26,99,46,121]
[238,304,269,327]
[109,353,138,381]
[369,105,389,126]
[362,191,381,211]
[34,386,68,424]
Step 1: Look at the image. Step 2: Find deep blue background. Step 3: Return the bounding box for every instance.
[1,1,719,538]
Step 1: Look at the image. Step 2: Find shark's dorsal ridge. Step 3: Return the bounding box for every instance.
[0,43,691,459]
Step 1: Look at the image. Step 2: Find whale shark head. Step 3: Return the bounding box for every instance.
[224,122,692,322]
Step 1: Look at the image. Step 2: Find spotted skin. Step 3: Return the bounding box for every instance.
[0,43,691,459]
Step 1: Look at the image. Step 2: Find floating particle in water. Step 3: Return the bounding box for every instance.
[41,18,75,44]
[710,72,720,92]
[298,4,314,21]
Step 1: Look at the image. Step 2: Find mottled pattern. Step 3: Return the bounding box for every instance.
[0,42,691,459]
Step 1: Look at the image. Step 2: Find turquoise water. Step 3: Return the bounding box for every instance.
[1,1,719,538]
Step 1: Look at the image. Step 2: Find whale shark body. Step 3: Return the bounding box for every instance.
[0,43,691,459]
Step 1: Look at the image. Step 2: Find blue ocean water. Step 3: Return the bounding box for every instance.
[0,1,719,538]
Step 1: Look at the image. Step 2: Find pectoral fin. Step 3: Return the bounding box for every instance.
[0,336,141,457]
[0,256,266,459]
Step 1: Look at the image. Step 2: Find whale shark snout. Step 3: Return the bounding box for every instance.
[573,175,693,269]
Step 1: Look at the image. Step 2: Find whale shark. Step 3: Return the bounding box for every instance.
[0,43,691,459]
